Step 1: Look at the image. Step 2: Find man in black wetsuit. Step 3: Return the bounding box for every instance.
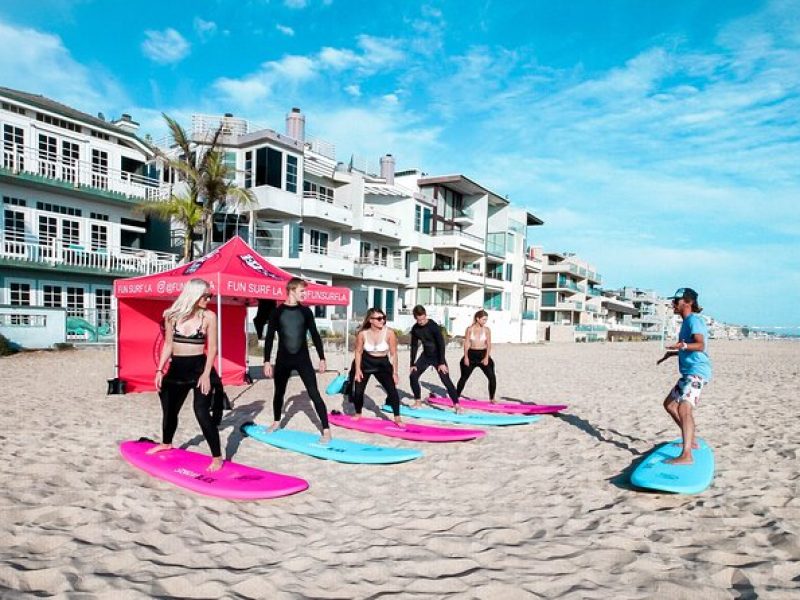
[263,278,331,443]
[409,305,462,413]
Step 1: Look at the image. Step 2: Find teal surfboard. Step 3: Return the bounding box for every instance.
[630,438,715,494]
[241,423,422,464]
[384,404,540,426]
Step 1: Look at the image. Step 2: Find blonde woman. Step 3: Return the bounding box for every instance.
[352,308,402,424]
[149,278,223,472]
[455,310,497,403]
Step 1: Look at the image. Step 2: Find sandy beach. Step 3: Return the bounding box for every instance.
[1,340,798,599]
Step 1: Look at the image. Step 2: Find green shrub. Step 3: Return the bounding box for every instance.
[0,334,21,356]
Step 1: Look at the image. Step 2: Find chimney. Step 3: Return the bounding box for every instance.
[112,113,139,134]
[380,154,395,185]
[285,107,305,142]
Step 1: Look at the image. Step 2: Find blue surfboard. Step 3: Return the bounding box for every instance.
[630,438,715,494]
[241,423,422,464]
[384,404,540,426]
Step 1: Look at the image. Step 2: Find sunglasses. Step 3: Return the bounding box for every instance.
[370,316,386,321]
[200,293,213,300]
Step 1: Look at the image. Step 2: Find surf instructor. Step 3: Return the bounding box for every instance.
[656,287,712,465]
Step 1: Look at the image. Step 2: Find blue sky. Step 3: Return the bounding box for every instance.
[1,0,798,329]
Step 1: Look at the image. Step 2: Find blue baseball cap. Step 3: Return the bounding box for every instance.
[670,287,698,302]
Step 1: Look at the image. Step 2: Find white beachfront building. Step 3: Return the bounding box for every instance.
[163,109,545,342]
[0,87,178,346]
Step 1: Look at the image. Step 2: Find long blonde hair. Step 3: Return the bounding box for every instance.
[163,279,210,323]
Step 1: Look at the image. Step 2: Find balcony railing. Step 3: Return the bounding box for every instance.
[356,256,403,269]
[1,236,178,275]
[2,145,161,200]
[363,205,399,224]
[303,190,350,210]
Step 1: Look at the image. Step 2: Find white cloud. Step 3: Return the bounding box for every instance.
[142,28,190,64]
[0,19,127,113]
[276,24,295,36]
[344,84,361,97]
[193,18,217,41]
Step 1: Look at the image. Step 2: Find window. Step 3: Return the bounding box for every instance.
[62,219,80,248]
[286,155,298,193]
[91,149,108,189]
[414,205,431,233]
[505,263,513,282]
[372,288,383,309]
[360,241,372,263]
[95,289,112,326]
[36,202,81,216]
[255,220,283,257]
[267,148,282,188]
[91,223,108,251]
[38,215,57,257]
[62,141,79,184]
[43,285,63,307]
[38,134,57,178]
[3,125,24,171]
[9,282,32,324]
[36,112,80,133]
[414,205,421,231]
[255,148,267,186]
[223,152,236,182]
[244,151,252,188]
[4,209,25,247]
[309,230,328,254]
[66,287,85,317]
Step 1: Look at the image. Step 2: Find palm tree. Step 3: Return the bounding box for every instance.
[154,113,256,256]
[137,193,202,262]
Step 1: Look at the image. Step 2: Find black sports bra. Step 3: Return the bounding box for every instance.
[172,317,206,345]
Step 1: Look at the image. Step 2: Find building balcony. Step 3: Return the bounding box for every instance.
[541,300,584,312]
[1,146,160,202]
[452,206,474,225]
[301,192,352,228]
[418,268,484,288]
[298,245,355,276]
[356,257,408,284]
[524,255,543,272]
[522,310,539,320]
[249,185,302,216]
[359,205,401,239]
[430,229,485,255]
[0,236,178,276]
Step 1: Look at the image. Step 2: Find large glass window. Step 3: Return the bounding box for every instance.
[4,209,25,252]
[66,287,85,317]
[38,215,57,258]
[254,219,283,257]
[95,289,112,326]
[309,229,328,254]
[255,148,267,186]
[267,148,282,189]
[91,223,108,251]
[244,151,253,188]
[9,282,31,324]
[61,219,80,248]
[286,155,298,193]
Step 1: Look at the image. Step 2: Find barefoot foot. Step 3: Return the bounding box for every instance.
[207,457,224,472]
[146,443,172,455]
[319,430,332,445]
[672,441,700,450]
[665,455,694,465]
[267,422,281,433]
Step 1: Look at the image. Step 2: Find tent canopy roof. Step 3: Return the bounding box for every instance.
[113,236,350,306]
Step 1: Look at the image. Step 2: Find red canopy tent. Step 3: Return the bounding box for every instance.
[113,236,351,392]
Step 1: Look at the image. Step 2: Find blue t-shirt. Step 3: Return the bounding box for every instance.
[678,313,712,381]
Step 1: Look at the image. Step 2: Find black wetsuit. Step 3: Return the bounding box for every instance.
[409,319,459,403]
[456,348,497,400]
[159,319,222,457]
[351,332,401,417]
[264,303,329,429]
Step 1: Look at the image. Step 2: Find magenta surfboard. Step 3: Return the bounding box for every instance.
[428,396,568,415]
[328,412,486,442]
[120,439,309,500]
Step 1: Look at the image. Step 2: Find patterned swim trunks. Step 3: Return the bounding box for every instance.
[668,374,707,407]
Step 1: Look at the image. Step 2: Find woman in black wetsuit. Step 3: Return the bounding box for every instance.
[263,277,331,443]
[352,308,402,425]
[149,278,223,472]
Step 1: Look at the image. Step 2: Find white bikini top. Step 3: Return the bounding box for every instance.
[364,328,389,353]
[469,326,487,344]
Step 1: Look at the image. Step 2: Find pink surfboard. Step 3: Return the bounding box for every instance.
[428,396,568,415]
[120,439,308,500]
[328,412,486,442]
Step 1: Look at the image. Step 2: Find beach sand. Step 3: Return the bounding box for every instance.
[1,340,798,599]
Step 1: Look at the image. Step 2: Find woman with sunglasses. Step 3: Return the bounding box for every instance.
[352,308,402,424]
[149,278,224,472]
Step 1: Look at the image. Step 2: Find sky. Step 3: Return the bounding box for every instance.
[1,0,798,329]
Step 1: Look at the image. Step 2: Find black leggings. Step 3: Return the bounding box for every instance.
[273,351,329,430]
[352,354,401,417]
[409,354,459,403]
[159,355,222,457]
[456,349,497,400]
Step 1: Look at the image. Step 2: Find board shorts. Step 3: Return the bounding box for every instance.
[668,374,707,407]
